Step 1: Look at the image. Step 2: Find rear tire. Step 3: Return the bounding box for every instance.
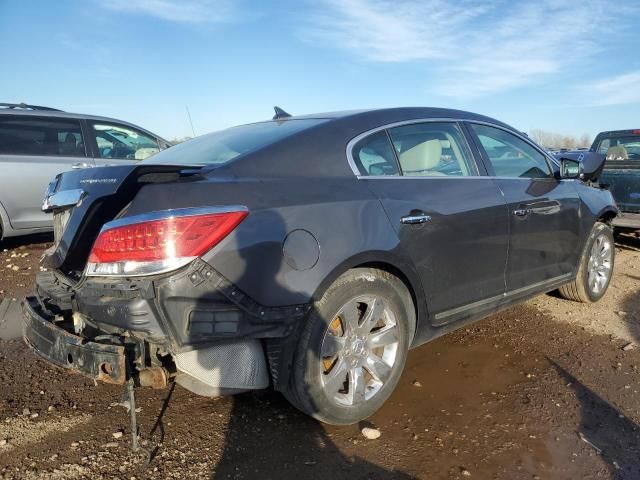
[284,268,415,425]
[558,222,614,303]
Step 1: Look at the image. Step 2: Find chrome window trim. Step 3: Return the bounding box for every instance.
[359,175,493,181]
[357,176,575,181]
[346,117,558,178]
[101,205,249,232]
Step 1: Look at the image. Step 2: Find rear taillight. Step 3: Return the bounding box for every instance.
[86,207,248,277]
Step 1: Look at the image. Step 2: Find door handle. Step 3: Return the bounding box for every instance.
[401,213,431,225]
[514,200,561,217]
[71,162,92,169]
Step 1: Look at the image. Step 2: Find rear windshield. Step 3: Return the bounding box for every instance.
[596,134,640,161]
[144,118,327,165]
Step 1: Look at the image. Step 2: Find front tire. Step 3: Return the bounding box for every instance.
[284,268,415,425]
[558,222,615,303]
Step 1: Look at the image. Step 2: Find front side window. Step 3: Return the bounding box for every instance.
[389,122,477,177]
[596,135,640,161]
[0,116,85,157]
[92,123,160,160]
[470,124,551,179]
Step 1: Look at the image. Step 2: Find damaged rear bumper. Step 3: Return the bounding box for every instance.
[22,296,127,384]
[22,260,304,394]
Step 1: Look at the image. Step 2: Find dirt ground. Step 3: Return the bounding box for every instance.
[0,234,52,300]
[0,234,638,480]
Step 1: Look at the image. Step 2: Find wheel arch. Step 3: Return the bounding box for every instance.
[0,199,10,240]
[596,206,617,224]
[310,250,428,339]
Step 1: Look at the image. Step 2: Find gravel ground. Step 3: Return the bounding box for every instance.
[0,233,638,479]
[0,234,52,300]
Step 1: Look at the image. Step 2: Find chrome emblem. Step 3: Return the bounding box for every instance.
[79,178,118,185]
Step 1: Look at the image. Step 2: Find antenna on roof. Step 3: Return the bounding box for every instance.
[185,105,196,137]
[273,106,292,120]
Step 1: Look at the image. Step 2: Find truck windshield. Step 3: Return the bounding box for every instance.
[596,135,640,161]
[143,118,327,166]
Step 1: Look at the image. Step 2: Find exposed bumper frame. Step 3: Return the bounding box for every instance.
[22,296,127,384]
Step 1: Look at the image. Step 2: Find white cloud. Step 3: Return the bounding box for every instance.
[582,71,640,106]
[300,0,627,98]
[96,0,236,24]
[302,0,490,62]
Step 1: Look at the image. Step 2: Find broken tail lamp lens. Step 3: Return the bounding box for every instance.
[86,210,248,277]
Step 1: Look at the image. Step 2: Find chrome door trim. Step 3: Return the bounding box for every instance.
[433,272,573,323]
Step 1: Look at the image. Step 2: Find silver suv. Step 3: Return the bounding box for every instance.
[0,103,170,240]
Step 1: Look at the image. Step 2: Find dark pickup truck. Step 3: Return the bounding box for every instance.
[592,129,640,230]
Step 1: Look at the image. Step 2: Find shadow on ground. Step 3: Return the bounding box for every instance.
[615,232,640,252]
[0,232,52,250]
[208,392,414,480]
[549,359,640,479]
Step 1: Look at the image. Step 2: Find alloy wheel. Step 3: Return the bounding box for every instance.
[587,233,613,295]
[320,296,399,406]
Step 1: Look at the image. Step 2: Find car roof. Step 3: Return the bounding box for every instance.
[260,107,513,128]
[212,106,529,179]
[0,107,169,143]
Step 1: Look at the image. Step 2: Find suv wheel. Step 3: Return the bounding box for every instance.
[285,268,415,425]
[558,222,615,303]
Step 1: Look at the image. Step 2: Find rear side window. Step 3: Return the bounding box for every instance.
[389,122,477,177]
[470,124,551,179]
[145,118,327,165]
[596,135,640,161]
[0,116,85,157]
[353,131,399,176]
[92,123,160,160]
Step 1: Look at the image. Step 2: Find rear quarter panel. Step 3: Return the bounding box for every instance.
[124,175,420,309]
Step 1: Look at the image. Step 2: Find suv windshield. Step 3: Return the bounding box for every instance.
[596,134,640,161]
[144,119,327,165]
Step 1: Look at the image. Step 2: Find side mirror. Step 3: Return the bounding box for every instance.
[560,158,582,179]
[557,152,606,182]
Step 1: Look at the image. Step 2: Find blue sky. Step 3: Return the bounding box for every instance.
[1,0,639,140]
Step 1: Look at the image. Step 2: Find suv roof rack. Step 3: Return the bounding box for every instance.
[0,102,63,112]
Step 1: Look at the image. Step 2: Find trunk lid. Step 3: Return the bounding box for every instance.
[42,164,203,275]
